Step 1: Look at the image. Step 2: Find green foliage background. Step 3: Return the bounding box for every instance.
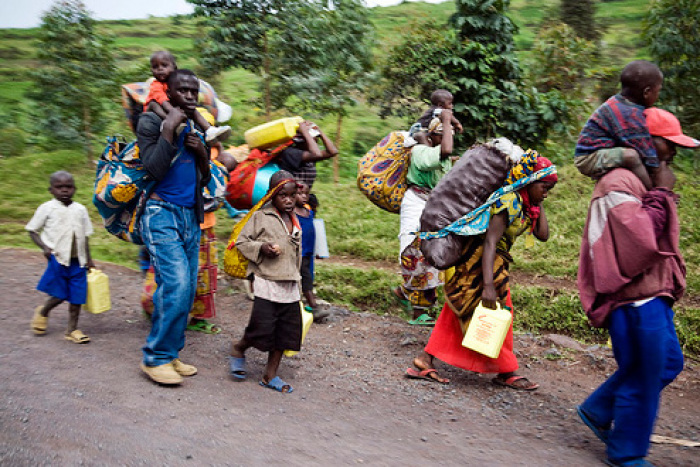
[0,0,698,354]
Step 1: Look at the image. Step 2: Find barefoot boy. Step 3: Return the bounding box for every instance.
[27,171,95,343]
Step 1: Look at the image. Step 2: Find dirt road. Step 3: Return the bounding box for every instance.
[1,248,698,465]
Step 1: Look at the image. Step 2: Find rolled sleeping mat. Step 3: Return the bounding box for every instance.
[419,140,520,269]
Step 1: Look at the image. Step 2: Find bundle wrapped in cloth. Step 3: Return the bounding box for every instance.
[419,138,523,269]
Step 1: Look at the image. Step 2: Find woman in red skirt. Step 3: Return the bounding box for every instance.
[406,151,558,390]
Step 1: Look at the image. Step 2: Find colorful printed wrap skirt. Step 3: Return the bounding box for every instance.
[399,237,442,309]
[141,228,218,319]
[423,238,518,374]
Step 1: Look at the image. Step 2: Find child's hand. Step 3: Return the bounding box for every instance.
[453,116,463,133]
[42,247,52,260]
[261,243,281,258]
[87,260,96,270]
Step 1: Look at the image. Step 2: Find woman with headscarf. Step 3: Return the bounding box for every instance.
[406,151,558,390]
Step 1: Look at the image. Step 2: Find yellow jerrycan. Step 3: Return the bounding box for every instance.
[284,303,313,357]
[462,301,512,358]
[85,269,111,314]
[244,116,303,149]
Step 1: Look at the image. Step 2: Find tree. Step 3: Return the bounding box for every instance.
[644,0,700,137]
[560,0,600,43]
[528,22,598,98]
[268,0,374,182]
[375,0,567,148]
[30,0,116,160]
[188,0,305,118]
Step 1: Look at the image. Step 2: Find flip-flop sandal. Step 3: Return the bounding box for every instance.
[492,375,539,391]
[64,329,90,344]
[390,287,413,312]
[405,367,450,384]
[576,405,610,444]
[260,376,293,393]
[31,306,48,335]
[228,356,246,380]
[187,320,222,334]
[407,313,436,326]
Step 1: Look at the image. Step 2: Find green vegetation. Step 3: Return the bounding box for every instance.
[0,0,697,354]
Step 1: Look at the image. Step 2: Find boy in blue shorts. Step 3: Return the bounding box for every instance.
[26,171,95,343]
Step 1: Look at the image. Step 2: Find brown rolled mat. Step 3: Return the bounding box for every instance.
[419,144,512,269]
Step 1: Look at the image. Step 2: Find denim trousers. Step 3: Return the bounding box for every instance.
[581,298,684,462]
[140,199,201,366]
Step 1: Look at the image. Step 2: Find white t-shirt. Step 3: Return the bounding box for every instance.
[25,199,94,267]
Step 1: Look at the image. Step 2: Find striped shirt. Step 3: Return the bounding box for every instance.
[575,94,658,168]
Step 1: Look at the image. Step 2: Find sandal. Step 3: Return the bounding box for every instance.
[187,320,222,334]
[492,375,539,391]
[405,367,450,384]
[31,306,48,335]
[228,356,246,380]
[260,376,293,393]
[407,313,436,326]
[64,329,90,344]
[391,287,413,312]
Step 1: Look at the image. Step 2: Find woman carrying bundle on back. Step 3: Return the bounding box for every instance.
[406,151,558,390]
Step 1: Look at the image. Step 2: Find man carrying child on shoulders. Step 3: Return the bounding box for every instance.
[136,69,211,385]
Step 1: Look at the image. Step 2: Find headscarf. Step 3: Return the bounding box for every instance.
[505,150,558,225]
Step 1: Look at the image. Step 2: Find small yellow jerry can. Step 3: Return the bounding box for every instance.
[244,116,303,149]
[85,269,111,314]
[462,301,512,358]
[284,303,313,357]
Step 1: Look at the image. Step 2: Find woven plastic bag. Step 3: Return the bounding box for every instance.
[356,131,412,213]
[223,188,277,278]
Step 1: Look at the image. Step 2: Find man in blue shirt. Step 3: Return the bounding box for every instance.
[137,69,211,385]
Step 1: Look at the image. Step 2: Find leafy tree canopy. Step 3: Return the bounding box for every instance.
[644,0,700,136]
[30,0,116,158]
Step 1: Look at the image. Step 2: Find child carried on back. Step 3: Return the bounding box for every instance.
[228,170,303,394]
[26,171,95,344]
[145,50,231,143]
[416,89,463,133]
[575,60,664,189]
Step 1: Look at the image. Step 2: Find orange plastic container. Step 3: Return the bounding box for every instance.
[244,116,303,149]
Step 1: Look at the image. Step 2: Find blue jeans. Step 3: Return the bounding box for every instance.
[580,298,684,463]
[140,199,201,366]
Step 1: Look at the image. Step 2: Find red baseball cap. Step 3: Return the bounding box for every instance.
[644,107,699,148]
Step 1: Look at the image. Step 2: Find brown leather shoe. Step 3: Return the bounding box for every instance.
[140,362,183,385]
[172,359,197,377]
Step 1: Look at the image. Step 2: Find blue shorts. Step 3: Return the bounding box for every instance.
[37,255,87,305]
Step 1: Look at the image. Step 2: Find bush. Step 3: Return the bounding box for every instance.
[0,126,26,157]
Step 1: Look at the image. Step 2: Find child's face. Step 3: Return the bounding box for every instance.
[438,98,454,110]
[643,81,662,108]
[273,182,298,213]
[296,183,309,207]
[49,176,76,206]
[151,55,175,83]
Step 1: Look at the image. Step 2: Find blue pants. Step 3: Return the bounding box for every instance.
[581,298,683,463]
[37,255,87,305]
[140,200,201,367]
